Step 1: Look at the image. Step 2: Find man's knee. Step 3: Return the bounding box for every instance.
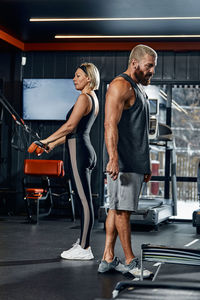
[116,209,131,217]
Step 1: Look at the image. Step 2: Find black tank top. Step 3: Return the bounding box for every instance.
[103,73,151,174]
[66,94,97,139]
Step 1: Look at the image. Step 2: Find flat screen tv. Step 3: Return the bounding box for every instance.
[22,79,80,120]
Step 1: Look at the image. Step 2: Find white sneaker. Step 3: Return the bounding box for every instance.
[60,239,80,257]
[61,245,94,260]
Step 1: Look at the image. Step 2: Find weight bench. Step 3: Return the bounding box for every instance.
[140,244,200,281]
[24,159,75,224]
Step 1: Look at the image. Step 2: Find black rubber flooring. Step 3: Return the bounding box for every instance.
[0,216,199,300]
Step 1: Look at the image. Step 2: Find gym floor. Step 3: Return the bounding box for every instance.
[0,216,199,300]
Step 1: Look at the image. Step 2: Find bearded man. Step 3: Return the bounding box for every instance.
[98,44,157,277]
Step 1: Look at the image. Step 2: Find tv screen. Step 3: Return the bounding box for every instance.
[22,79,80,120]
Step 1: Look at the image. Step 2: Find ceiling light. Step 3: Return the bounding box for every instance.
[55,34,200,39]
[30,17,200,22]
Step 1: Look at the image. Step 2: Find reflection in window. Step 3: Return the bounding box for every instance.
[172,86,200,218]
[144,85,200,219]
[172,86,200,155]
[172,86,200,180]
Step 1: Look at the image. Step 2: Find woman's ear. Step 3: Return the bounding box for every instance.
[86,77,92,88]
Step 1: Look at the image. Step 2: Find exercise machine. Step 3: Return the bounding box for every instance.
[130,123,177,228]
[24,159,75,223]
[192,161,200,234]
[109,281,200,300]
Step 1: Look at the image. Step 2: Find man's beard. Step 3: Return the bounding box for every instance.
[135,67,152,86]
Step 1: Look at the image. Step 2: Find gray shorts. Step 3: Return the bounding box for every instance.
[107,172,144,212]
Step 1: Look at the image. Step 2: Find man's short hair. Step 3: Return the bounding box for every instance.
[128,44,157,66]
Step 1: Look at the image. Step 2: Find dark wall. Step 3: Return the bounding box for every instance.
[0,51,20,185]
[1,49,200,215]
[0,50,22,213]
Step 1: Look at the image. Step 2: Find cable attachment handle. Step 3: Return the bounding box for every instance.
[28,141,49,156]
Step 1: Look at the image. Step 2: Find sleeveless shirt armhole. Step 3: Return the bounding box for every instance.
[117,73,140,111]
[117,73,138,99]
[86,93,95,115]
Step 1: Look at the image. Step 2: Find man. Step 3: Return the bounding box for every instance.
[98,44,157,276]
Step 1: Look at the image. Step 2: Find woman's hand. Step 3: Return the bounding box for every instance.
[28,140,49,156]
[44,141,55,153]
[38,139,52,153]
[39,139,48,147]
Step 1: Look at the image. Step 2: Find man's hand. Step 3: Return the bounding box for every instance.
[144,173,151,183]
[106,159,119,181]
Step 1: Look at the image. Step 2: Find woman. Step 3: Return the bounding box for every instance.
[29,63,100,260]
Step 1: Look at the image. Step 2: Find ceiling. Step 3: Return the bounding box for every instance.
[1,0,200,51]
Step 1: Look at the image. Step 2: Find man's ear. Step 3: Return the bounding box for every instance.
[132,58,138,69]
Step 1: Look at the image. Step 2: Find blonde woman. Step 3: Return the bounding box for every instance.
[30,63,100,260]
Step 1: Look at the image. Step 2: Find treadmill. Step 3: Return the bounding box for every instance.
[130,122,177,228]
